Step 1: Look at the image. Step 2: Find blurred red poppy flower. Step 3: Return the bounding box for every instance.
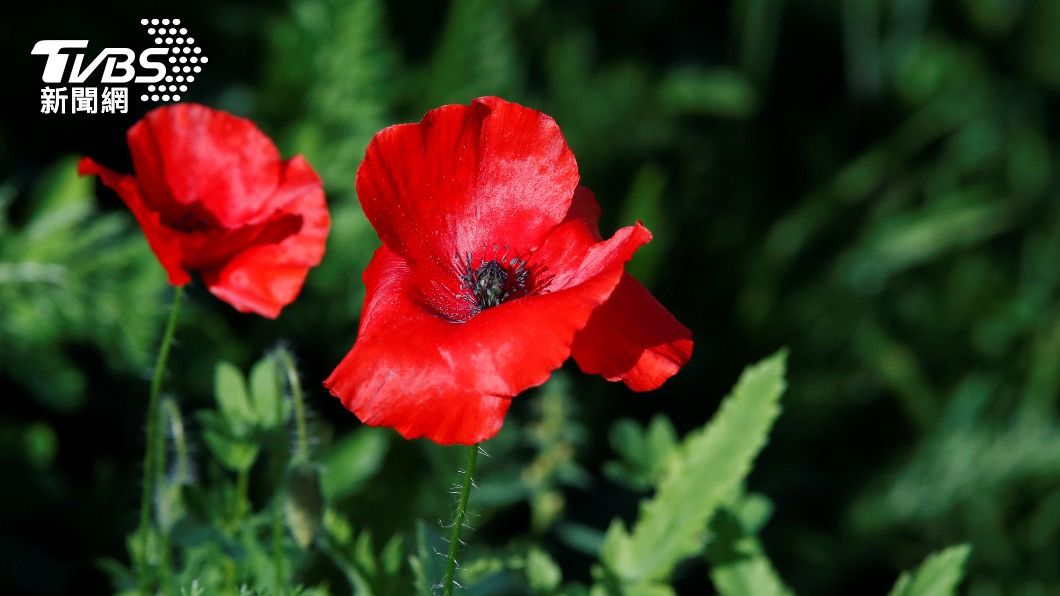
[325,97,692,444]
[79,103,329,318]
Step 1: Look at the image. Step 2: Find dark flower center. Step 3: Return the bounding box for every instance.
[167,209,215,233]
[460,255,529,312]
[473,260,508,308]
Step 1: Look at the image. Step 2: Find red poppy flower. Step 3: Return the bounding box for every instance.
[79,103,329,318]
[324,97,692,445]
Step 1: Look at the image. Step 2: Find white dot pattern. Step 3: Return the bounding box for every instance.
[141,17,207,104]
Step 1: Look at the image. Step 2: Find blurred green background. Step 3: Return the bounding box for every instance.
[2,0,1059,593]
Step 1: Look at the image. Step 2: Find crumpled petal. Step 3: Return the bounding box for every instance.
[571,273,694,391]
[81,104,329,318]
[77,156,191,285]
[200,156,330,319]
[563,187,694,390]
[126,103,287,228]
[324,221,650,444]
[356,97,579,266]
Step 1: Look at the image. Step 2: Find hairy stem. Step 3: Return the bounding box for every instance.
[162,398,190,484]
[442,444,479,596]
[138,285,184,594]
[275,347,309,461]
[270,352,289,593]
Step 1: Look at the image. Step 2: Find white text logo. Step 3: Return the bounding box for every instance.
[33,18,208,114]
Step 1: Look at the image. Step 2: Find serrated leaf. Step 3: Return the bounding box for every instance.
[600,351,787,584]
[213,361,256,434]
[888,545,972,596]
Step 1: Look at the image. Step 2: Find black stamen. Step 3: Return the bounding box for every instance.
[458,254,529,314]
[473,260,508,308]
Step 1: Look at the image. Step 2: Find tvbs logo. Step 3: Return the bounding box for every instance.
[32,40,167,84]
[33,18,206,115]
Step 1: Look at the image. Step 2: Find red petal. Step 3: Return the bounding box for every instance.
[78,156,190,286]
[200,156,330,318]
[571,273,694,391]
[561,188,694,390]
[324,247,512,445]
[325,222,650,445]
[356,97,578,266]
[126,103,287,228]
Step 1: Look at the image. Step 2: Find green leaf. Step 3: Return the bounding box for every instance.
[706,499,791,596]
[556,522,606,557]
[410,521,442,596]
[889,545,972,596]
[600,351,788,584]
[659,67,759,119]
[380,535,404,576]
[527,547,562,594]
[198,410,259,472]
[213,361,256,434]
[606,415,678,489]
[320,427,389,500]
[249,354,284,429]
[839,188,1017,289]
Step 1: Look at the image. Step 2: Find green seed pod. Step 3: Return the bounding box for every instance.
[285,462,324,549]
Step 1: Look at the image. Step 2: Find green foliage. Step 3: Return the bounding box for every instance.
[409,521,443,596]
[659,67,759,119]
[707,494,792,596]
[320,427,390,502]
[604,415,678,490]
[618,165,672,286]
[525,547,562,594]
[321,509,407,595]
[0,157,165,410]
[888,545,972,596]
[201,355,291,472]
[264,0,394,190]
[6,1,1060,594]
[597,351,787,590]
[422,0,521,109]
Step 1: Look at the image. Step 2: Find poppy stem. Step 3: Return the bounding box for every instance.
[138,285,184,594]
[275,347,310,461]
[442,443,479,596]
